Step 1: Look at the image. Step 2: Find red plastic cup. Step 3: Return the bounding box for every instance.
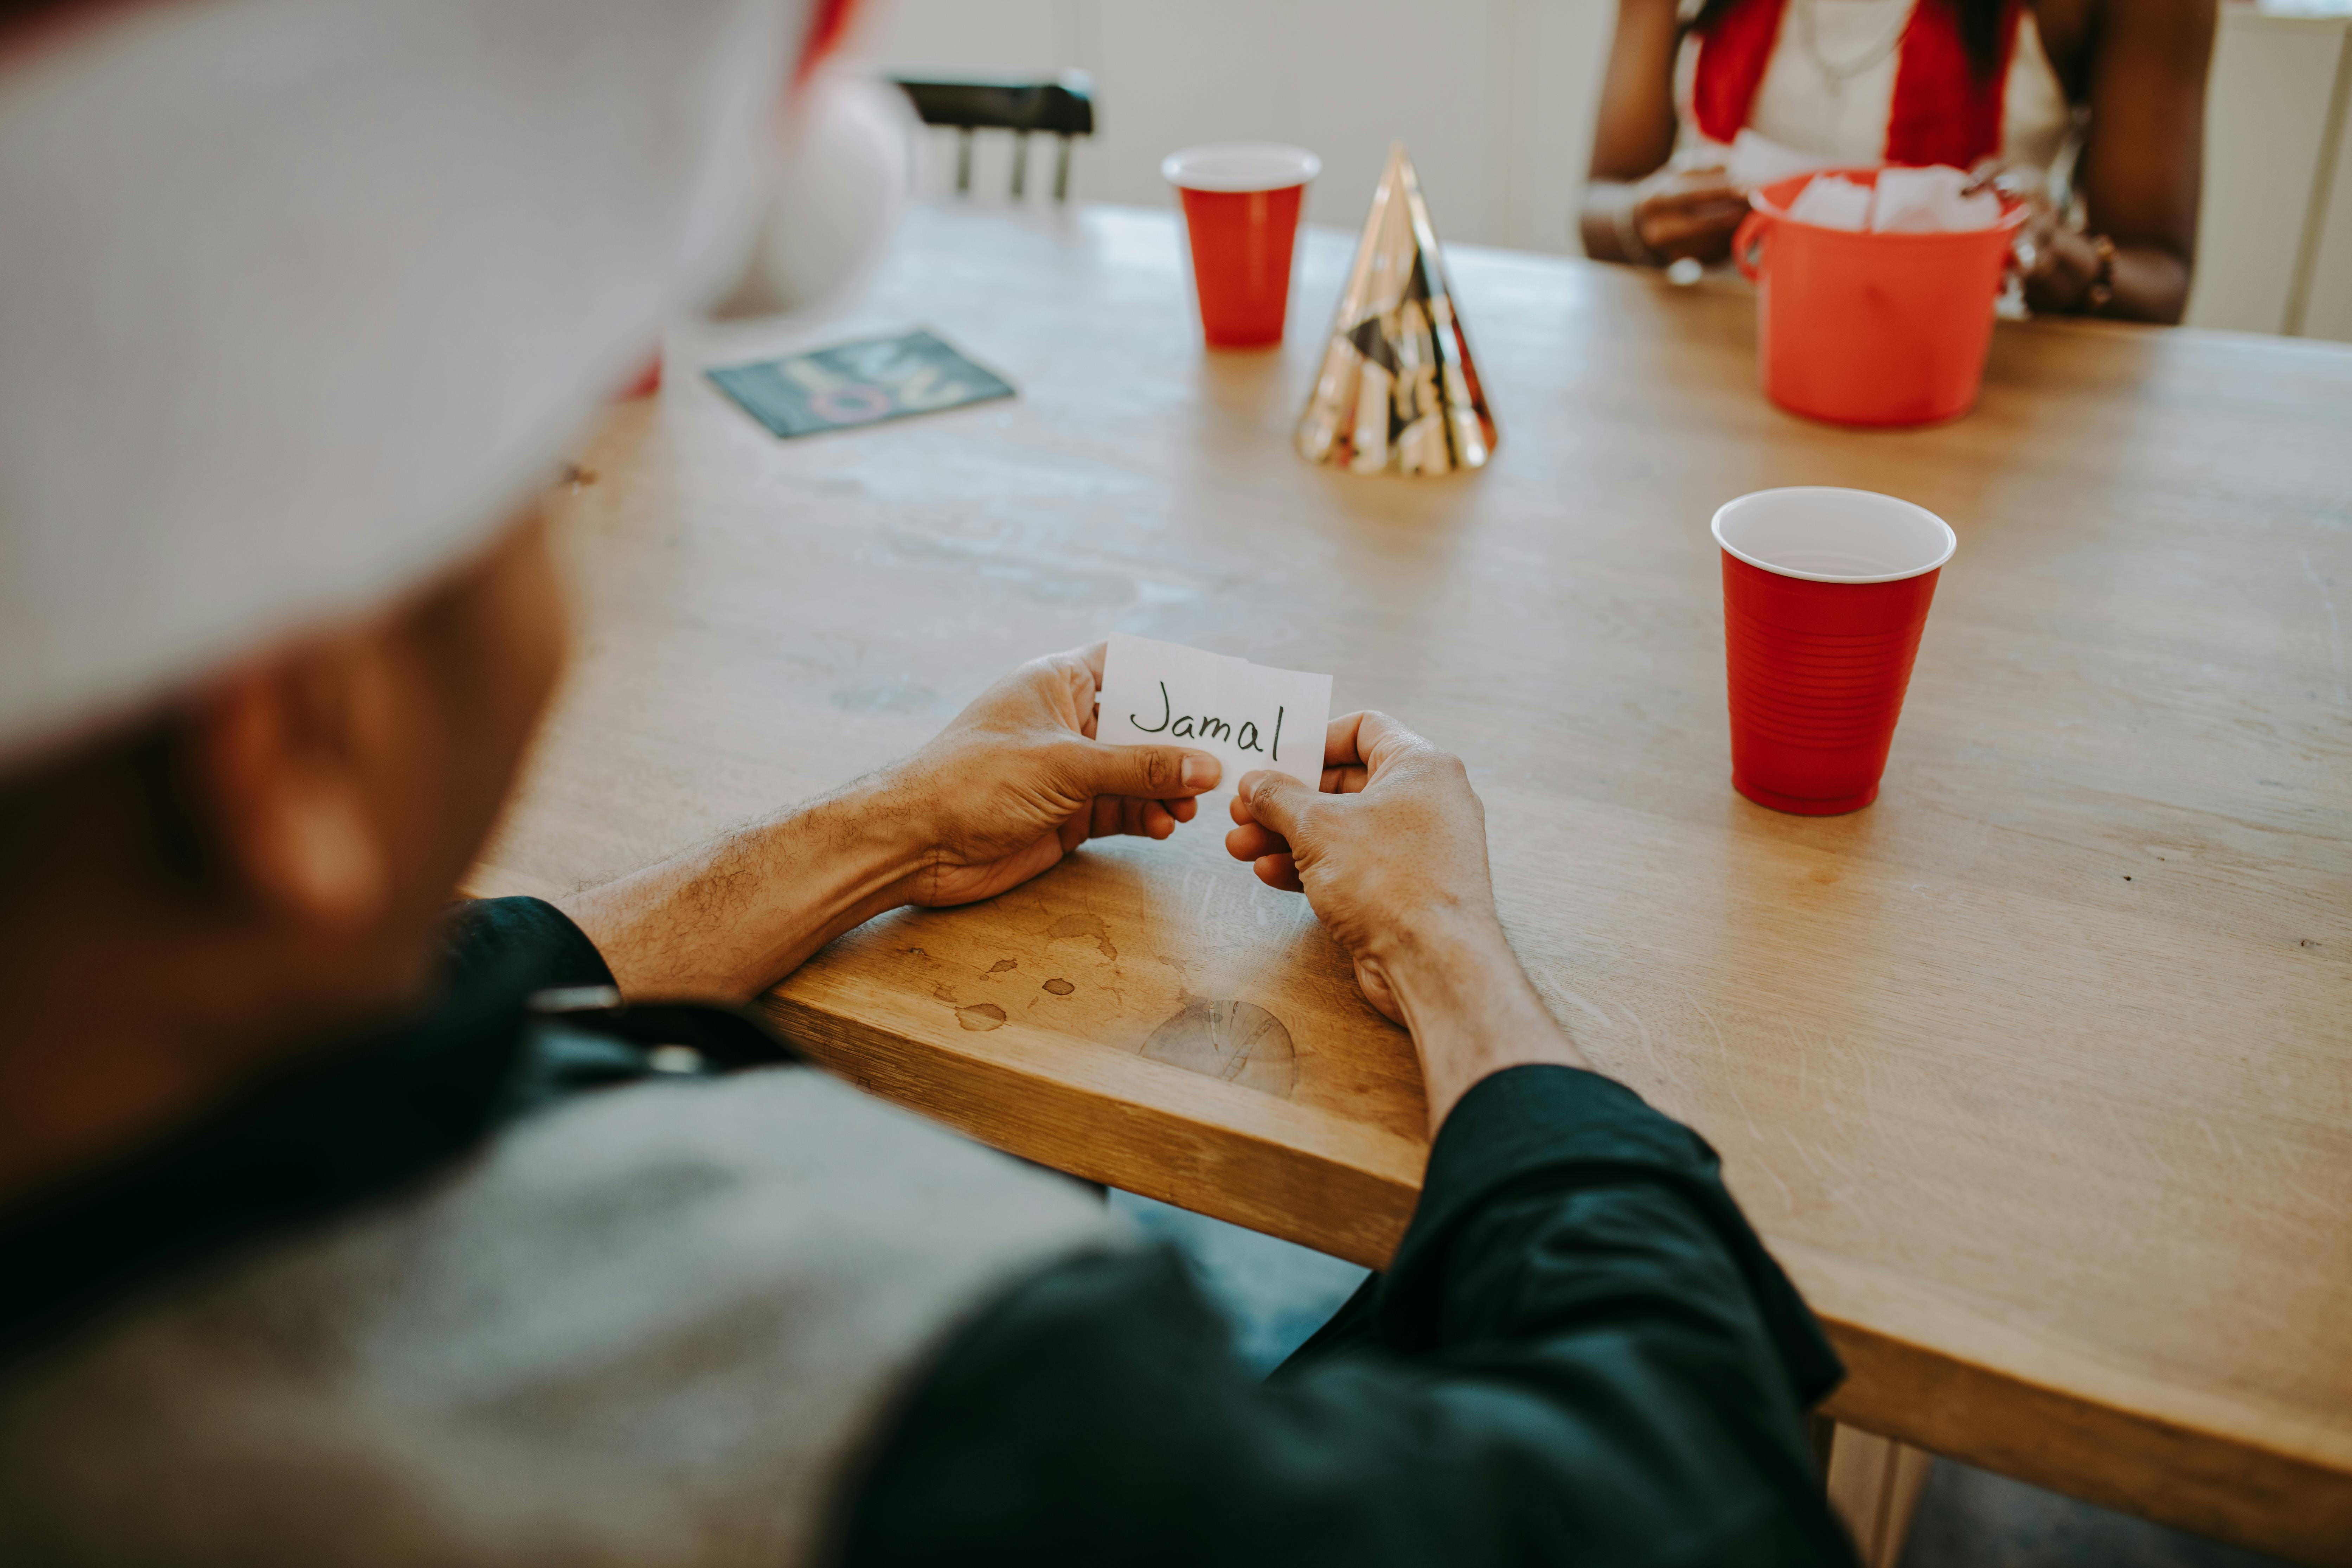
[1162,143,1320,348]
[1732,168,2027,426]
[1715,487,1956,815]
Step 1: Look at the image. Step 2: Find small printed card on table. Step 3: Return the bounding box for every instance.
[706,328,1015,439]
[1096,634,1333,794]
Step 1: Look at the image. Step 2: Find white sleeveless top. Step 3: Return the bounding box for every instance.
[1673,0,2072,175]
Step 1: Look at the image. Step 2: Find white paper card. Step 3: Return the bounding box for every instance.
[1870,165,1999,233]
[1096,633,1332,793]
[1788,174,1872,231]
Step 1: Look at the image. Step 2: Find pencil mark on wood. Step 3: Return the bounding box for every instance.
[988,958,1018,973]
[1780,1125,1826,1180]
[1748,1150,1795,1213]
[1141,999,1298,1098]
[1691,998,1766,1145]
[1042,977,1076,996]
[1621,1001,1674,1089]
[1047,912,1117,962]
[955,1003,1007,1031]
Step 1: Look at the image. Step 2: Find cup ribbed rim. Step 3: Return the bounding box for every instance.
[1714,487,1957,584]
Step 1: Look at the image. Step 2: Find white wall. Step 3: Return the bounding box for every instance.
[872,0,1616,255]
[2183,5,2351,335]
[867,0,2352,337]
[2301,68,2352,338]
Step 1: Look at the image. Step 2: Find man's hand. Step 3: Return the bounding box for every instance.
[1224,711,1583,1131]
[872,643,1221,909]
[564,642,1216,1001]
[1223,712,1496,1023]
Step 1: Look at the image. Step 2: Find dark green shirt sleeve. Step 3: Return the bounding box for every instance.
[836,1065,1857,1567]
[440,892,616,997]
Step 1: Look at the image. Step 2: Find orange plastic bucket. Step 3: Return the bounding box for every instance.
[1732,169,2025,427]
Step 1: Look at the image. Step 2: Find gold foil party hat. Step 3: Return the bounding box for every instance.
[1296,144,1495,475]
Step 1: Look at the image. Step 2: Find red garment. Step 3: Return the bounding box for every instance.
[796,0,863,84]
[1691,0,2023,168]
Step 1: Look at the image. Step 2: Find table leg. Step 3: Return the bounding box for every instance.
[1825,1423,1933,1567]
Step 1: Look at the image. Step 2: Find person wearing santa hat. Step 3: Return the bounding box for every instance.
[1579,0,2212,323]
[0,2,1856,1563]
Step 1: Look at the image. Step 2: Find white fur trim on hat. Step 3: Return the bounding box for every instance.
[0,0,812,764]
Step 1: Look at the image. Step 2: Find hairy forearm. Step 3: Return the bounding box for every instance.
[1370,914,1587,1136]
[560,776,921,1001]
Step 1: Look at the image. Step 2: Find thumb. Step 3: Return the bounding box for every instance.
[1064,740,1221,799]
[1236,769,1316,838]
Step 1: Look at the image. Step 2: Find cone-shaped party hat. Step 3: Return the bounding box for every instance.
[1295,144,1495,475]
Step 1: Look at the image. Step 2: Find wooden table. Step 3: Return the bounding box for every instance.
[477,203,2352,1563]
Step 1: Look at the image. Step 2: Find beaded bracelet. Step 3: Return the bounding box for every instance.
[2085,233,2118,311]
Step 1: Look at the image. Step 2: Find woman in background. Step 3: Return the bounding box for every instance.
[1578,0,2213,322]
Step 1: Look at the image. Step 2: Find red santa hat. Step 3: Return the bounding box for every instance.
[0,0,835,765]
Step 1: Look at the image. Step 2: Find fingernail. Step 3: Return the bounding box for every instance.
[1181,755,1217,791]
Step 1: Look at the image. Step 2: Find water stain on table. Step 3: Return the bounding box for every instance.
[1041,978,1076,996]
[955,1003,1007,1031]
[1142,999,1298,1098]
[1047,912,1117,962]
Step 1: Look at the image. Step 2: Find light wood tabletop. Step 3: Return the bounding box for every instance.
[475,202,2352,1563]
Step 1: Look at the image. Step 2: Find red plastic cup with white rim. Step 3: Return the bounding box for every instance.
[1161,143,1320,348]
[1714,487,1956,815]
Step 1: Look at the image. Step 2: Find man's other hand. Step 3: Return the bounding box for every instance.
[877,644,1221,909]
[1223,711,1582,1126]
[1222,712,1502,1024]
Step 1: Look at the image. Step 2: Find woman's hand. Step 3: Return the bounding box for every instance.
[1224,711,1582,1131]
[1582,168,1749,268]
[2009,193,2103,316]
[871,643,1220,910]
[1978,160,2186,323]
[1589,164,1751,267]
[1634,165,1751,263]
